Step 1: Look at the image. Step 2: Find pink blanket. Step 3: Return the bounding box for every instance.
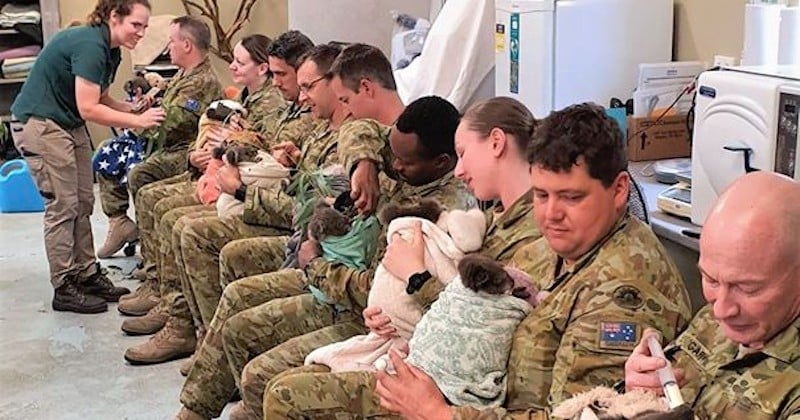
[0,45,40,61]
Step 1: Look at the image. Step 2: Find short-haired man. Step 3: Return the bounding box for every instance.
[262,103,692,419]
[625,172,800,419]
[329,43,406,216]
[96,15,221,258]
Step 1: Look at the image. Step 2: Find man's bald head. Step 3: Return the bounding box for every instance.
[704,172,800,265]
[699,172,800,348]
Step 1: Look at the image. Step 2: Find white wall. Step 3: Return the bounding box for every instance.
[288,0,433,55]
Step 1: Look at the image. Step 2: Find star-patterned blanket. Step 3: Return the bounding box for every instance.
[92,129,147,184]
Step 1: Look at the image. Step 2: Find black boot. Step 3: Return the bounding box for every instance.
[81,263,131,302]
[53,279,108,314]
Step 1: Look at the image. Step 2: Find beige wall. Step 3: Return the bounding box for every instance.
[58,0,747,141]
[59,0,289,143]
[288,0,432,56]
[674,0,747,64]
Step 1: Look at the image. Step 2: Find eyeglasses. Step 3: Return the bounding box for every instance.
[299,75,327,94]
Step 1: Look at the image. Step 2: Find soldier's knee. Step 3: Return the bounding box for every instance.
[135,184,156,206]
[219,242,241,266]
[263,373,315,417]
[240,359,258,390]
[153,200,171,221]
[180,219,204,244]
[221,312,251,349]
[220,282,243,309]
[127,165,146,193]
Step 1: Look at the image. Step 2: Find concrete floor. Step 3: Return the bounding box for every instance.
[0,191,234,419]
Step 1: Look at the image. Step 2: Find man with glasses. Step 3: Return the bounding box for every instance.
[173,43,400,420]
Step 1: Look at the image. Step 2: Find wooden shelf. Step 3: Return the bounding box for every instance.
[0,78,25,85]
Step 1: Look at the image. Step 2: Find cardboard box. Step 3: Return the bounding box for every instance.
[626,114,691,161]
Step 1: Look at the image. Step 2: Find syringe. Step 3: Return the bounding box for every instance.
[647,335,685,409]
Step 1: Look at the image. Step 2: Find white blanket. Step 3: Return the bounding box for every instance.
[216,151,289,218]
[305,209,486,372]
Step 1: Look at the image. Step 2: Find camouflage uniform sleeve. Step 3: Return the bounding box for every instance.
[247,88,288,143]
[304,258,376,311]
[240,185,294,230]
[337,119,391,175]
[142,70,222,152]
[275,111,320,149]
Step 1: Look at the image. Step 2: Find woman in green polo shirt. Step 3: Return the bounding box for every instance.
[10,0,164,314]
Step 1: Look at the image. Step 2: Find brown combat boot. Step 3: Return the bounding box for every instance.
[174,406,207,420]
[79,263,131,302]
[97,215,139,258]
[53,277,108,314]
[124,316,196,365]
[117,279,159,316]
[121,302,169,335]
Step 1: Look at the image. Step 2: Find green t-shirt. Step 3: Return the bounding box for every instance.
[11,23,121,130]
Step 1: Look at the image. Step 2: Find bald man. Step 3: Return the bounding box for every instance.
[625,172,800,419]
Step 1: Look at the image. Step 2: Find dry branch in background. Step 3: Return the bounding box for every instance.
[180,0,259,62]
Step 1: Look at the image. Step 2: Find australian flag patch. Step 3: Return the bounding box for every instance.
[599,321,638,350]
[184,98,200,113]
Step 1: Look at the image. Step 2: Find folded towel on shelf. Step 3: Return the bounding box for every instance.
[1,56,36,78]
[0,3,41,27]
[2,71,29,79]
[0,45,40,61]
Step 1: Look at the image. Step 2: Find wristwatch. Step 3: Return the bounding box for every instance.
[234,184,247,201]
[406,270,432,294]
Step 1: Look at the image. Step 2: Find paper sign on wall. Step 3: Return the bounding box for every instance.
[495,23,505,53]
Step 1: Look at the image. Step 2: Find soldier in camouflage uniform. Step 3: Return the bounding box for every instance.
[625,172,800,420]
[117,34,288,319]
[250,96,538,419]
[261,102,693,419]
[120,36,324,364]
[96,16,221,258]
[228,99,540,417]
[175,96,479,420]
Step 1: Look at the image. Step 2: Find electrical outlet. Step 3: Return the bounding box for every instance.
[713,55,737,67]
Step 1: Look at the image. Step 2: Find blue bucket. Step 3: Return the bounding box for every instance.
[0,159,45,213]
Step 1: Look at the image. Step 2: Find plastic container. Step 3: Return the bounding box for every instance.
[0,158,45,213]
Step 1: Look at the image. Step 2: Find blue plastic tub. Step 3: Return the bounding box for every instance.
[0,159,45,213]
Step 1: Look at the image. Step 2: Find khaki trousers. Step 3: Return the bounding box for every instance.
[12,118,95,288]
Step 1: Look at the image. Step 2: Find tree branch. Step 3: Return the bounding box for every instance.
[226,0,258,40]
[179,0,261,63]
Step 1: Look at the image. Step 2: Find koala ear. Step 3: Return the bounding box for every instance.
[378,204,401,225]
[418,199,443,222]
[458,254,506,293]
[444,209,487,253]
[225,148,238,165]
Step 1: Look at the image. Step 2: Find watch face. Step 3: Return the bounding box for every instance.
[407,271,432,294]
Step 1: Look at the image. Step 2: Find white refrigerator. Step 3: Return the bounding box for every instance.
[495,0,674,117]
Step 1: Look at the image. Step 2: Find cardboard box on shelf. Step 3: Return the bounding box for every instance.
[627,114,691,161]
